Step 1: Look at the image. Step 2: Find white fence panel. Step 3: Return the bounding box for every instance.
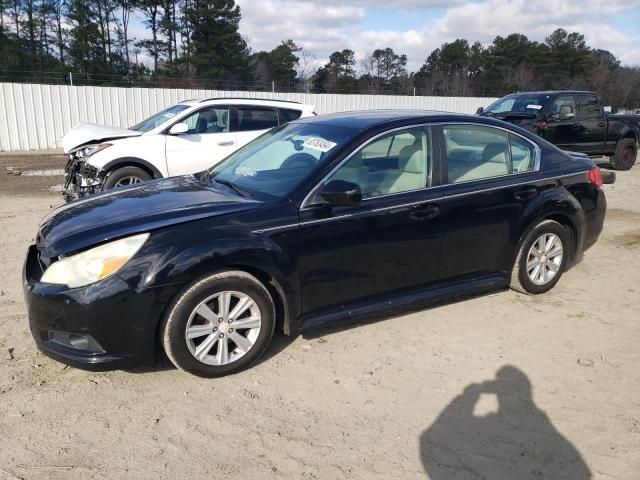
[0,82,498,151]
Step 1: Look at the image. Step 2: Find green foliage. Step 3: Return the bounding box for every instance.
[0,2,639,110]
[249,39,300,88]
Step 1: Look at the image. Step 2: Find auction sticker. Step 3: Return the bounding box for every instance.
[526,104,543,110]
[303,138,337,153]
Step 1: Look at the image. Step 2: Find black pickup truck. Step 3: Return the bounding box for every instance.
[478,91,640,170]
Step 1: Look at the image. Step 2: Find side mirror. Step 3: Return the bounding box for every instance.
[168,122,189,135]
[476,106,484,114]
[559,105,574,120]
[319,180,362,206]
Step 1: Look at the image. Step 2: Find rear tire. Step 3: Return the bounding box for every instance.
[102,166,152,190]
[510,220,569,295]
[610,138,637,171]
[161,271,276,378]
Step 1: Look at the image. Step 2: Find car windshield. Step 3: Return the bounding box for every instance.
[129,104,191,132]
[485,95,551,115]
[210,122,357,200]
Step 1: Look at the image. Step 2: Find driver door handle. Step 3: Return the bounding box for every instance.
[218,141,235,146]
[410,204,440,221]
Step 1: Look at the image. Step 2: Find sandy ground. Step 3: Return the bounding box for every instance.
[0,156,639,480]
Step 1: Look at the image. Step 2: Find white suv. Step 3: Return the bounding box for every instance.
[61,98,315,200]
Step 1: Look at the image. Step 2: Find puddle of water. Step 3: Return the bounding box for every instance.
[20,169,65,176]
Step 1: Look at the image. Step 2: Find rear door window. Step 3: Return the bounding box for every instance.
[443,125,537,183]
[232,107,279,132]
[575,95,602,119]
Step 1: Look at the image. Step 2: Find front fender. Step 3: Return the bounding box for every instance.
[119,228,301,333]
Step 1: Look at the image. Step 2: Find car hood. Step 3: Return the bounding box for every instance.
[37,175,262,257]
[61,123,143,153]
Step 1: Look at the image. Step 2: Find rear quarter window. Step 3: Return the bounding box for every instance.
[278,108,303,123]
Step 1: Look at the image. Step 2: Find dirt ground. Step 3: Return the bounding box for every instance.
[0,155,639,480]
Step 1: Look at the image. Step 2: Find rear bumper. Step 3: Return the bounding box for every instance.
[23,245,177,371]
[581,187,607,253]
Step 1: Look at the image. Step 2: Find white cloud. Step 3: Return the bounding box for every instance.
[237,0,640,70]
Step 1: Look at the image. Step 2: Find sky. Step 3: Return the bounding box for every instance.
[234,0,640,71]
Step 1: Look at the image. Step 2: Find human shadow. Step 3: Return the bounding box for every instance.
[420,365,591,479]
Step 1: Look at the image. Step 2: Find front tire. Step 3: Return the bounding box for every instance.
[161,271,276,378]
[102,166,152,190]
[610,138,637,171]
[510,220,569,295]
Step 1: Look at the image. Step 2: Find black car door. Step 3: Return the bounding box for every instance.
[436,124,540,279]
[574,94,607,154]
[544,95,581,150]
[295,126,444,315]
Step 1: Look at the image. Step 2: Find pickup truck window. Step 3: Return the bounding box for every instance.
[550,96,576,117]
[576,95,602,119]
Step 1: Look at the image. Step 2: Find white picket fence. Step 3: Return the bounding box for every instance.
[0,82,498,151]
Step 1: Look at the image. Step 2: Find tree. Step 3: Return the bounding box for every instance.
[67,0,105,75]
[186,0,251,83]
[312,49,357,93]
[137,0,164,72]
[249,39,300,89]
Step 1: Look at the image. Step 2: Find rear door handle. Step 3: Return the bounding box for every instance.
[513,187,538,201]
[218,141,235,146]
[410,203,440,221]
[598,121,605,127]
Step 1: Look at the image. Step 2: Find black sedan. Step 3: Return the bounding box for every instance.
[24,111,609,377]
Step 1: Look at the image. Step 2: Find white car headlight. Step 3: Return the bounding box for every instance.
[74,143,112,158]
[41,233,149,288]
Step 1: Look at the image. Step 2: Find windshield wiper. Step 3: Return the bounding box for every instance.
[213,177,252,198]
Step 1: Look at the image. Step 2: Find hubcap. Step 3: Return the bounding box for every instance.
[185,291,261,366]
[526,233,564,285]
[114,176,142,187]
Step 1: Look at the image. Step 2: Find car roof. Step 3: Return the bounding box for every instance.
[293,109,481,130]
[181,98,313,110]
[502,91,597,97]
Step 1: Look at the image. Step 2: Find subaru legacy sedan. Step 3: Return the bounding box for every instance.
[24,111,608,377]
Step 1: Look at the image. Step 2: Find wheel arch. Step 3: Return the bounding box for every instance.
[515,192,584,268]
[102,157,164,179]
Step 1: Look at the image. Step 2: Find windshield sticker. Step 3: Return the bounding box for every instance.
[234,166,256,177]
[526,104,543,110]
[163,112,177,118]
[303,138,337,153]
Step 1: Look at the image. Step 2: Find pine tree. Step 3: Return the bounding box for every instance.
[186,0,251,83]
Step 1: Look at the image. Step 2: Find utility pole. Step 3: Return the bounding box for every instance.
[69,72,73,86]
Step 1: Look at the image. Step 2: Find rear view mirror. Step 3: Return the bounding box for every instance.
[476,107,484,114]
[169,122,189,135]
[558,105,574,120]
[319,180,362,206]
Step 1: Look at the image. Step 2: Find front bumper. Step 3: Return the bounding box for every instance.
[23,245,175,371]
[63,157,103,202]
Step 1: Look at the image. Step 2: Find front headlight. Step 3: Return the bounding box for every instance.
[74,143,112,158]
[41,233,149,288]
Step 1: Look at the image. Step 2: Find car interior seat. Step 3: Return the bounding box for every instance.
[330,152,370,194]
[452,142,509,182]
[196,110,220,134]
[367,140,426,195]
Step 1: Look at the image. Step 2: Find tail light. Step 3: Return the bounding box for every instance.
[588,167,603,188]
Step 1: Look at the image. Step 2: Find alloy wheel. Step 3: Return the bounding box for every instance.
[526,233,564,285]
[114,176,142,187]
[185,291,262,366]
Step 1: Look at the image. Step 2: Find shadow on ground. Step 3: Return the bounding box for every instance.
[420,365,591,479]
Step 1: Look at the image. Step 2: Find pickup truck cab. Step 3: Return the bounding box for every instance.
[478,91,639,170]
